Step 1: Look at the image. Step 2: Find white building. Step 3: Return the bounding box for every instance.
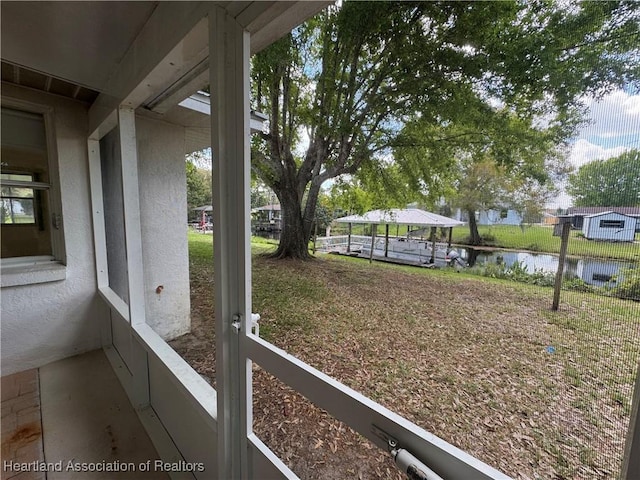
[582,211,637,242]
[477,209,523,226]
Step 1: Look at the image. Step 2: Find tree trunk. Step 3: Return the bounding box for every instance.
[272,187,312,259]
[467,209,482,246]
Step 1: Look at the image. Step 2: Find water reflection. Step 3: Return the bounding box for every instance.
[460,248,636,287]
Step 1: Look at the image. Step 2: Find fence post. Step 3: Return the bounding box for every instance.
[552,222,571,311]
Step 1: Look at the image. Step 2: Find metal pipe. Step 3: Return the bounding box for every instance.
[391,446,444,480]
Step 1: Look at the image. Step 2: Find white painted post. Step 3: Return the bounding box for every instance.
[210,7,253,479]
[87,137,111,347]
[118,107,147,326]
[118,107,150,408]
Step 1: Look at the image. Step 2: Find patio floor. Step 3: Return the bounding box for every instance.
[2,350,168,480]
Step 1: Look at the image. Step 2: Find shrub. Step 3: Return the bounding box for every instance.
[563,277,595,293]
[612,267,640,301]
[470,260,555,287]
[481,232,497,245]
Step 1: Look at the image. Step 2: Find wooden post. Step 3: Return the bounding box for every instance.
[369,224,377,264]
[347,222,352,253]
[552,222,571,311]
[430,226,437,264]
[447,227,453,250]
[385,224,389,257]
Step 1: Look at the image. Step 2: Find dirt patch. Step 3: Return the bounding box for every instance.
[170,252,639,479]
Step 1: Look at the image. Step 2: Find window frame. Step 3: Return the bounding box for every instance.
[1,173,43,226]
[1,98,66,271]
[599,219,625,229]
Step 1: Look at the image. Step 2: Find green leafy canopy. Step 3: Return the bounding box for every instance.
[250,0,640,258]
[567,150,640,207]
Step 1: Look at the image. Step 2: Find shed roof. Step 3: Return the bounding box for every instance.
[583,211,636,219]
[568,206,640,216]
[335,208,464,228]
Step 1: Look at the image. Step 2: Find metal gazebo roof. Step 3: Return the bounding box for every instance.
[335,208,464,228]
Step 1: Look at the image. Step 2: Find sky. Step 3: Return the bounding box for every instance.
[551,89,640,209]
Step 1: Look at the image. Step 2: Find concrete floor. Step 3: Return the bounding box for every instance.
[2,350,169,480]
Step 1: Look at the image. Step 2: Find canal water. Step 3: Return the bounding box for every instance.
[459,248,636,287]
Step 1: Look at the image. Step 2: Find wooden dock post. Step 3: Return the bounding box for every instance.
[385,224,389,257]
[369,224,377,264]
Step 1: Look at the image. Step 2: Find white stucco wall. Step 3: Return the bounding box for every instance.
[1,84,106,375]
[135,115,191,339]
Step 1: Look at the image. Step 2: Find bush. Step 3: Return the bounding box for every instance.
[470,260,555,287]
[481,232,497,245]
[612,267,640,301]
[563,277,595,293]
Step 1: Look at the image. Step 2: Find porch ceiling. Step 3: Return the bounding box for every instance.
[1,1,329,115]
[1,1,158,93]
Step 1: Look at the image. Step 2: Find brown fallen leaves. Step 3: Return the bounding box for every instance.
[170,253,639,480]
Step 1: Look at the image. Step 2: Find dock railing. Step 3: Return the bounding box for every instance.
[314,234,371,252]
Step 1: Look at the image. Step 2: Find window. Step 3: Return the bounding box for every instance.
[1,174,37,224]
[1,106,62,263]
[599,219,625,229]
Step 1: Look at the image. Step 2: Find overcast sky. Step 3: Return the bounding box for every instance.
[550,89,640,208]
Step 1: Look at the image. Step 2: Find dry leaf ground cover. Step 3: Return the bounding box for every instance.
[171,233,640,479]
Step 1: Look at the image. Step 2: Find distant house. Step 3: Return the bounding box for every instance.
[542,211,558,226]
[582,211,637,242]
[251,204,281,232]
[477,209,523,226]
[567,207,640,232]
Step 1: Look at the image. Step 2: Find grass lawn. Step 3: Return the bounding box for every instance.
[175,231,640,479]
[451,225,640,261]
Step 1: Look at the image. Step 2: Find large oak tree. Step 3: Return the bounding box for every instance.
[251,1,640,258]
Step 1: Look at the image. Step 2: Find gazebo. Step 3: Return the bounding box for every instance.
[335,208,464,263]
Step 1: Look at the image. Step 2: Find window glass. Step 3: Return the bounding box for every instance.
[600,219,625,229]
[0,107,53,258]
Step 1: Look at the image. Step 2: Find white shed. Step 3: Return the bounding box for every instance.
[582,211,637,241]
